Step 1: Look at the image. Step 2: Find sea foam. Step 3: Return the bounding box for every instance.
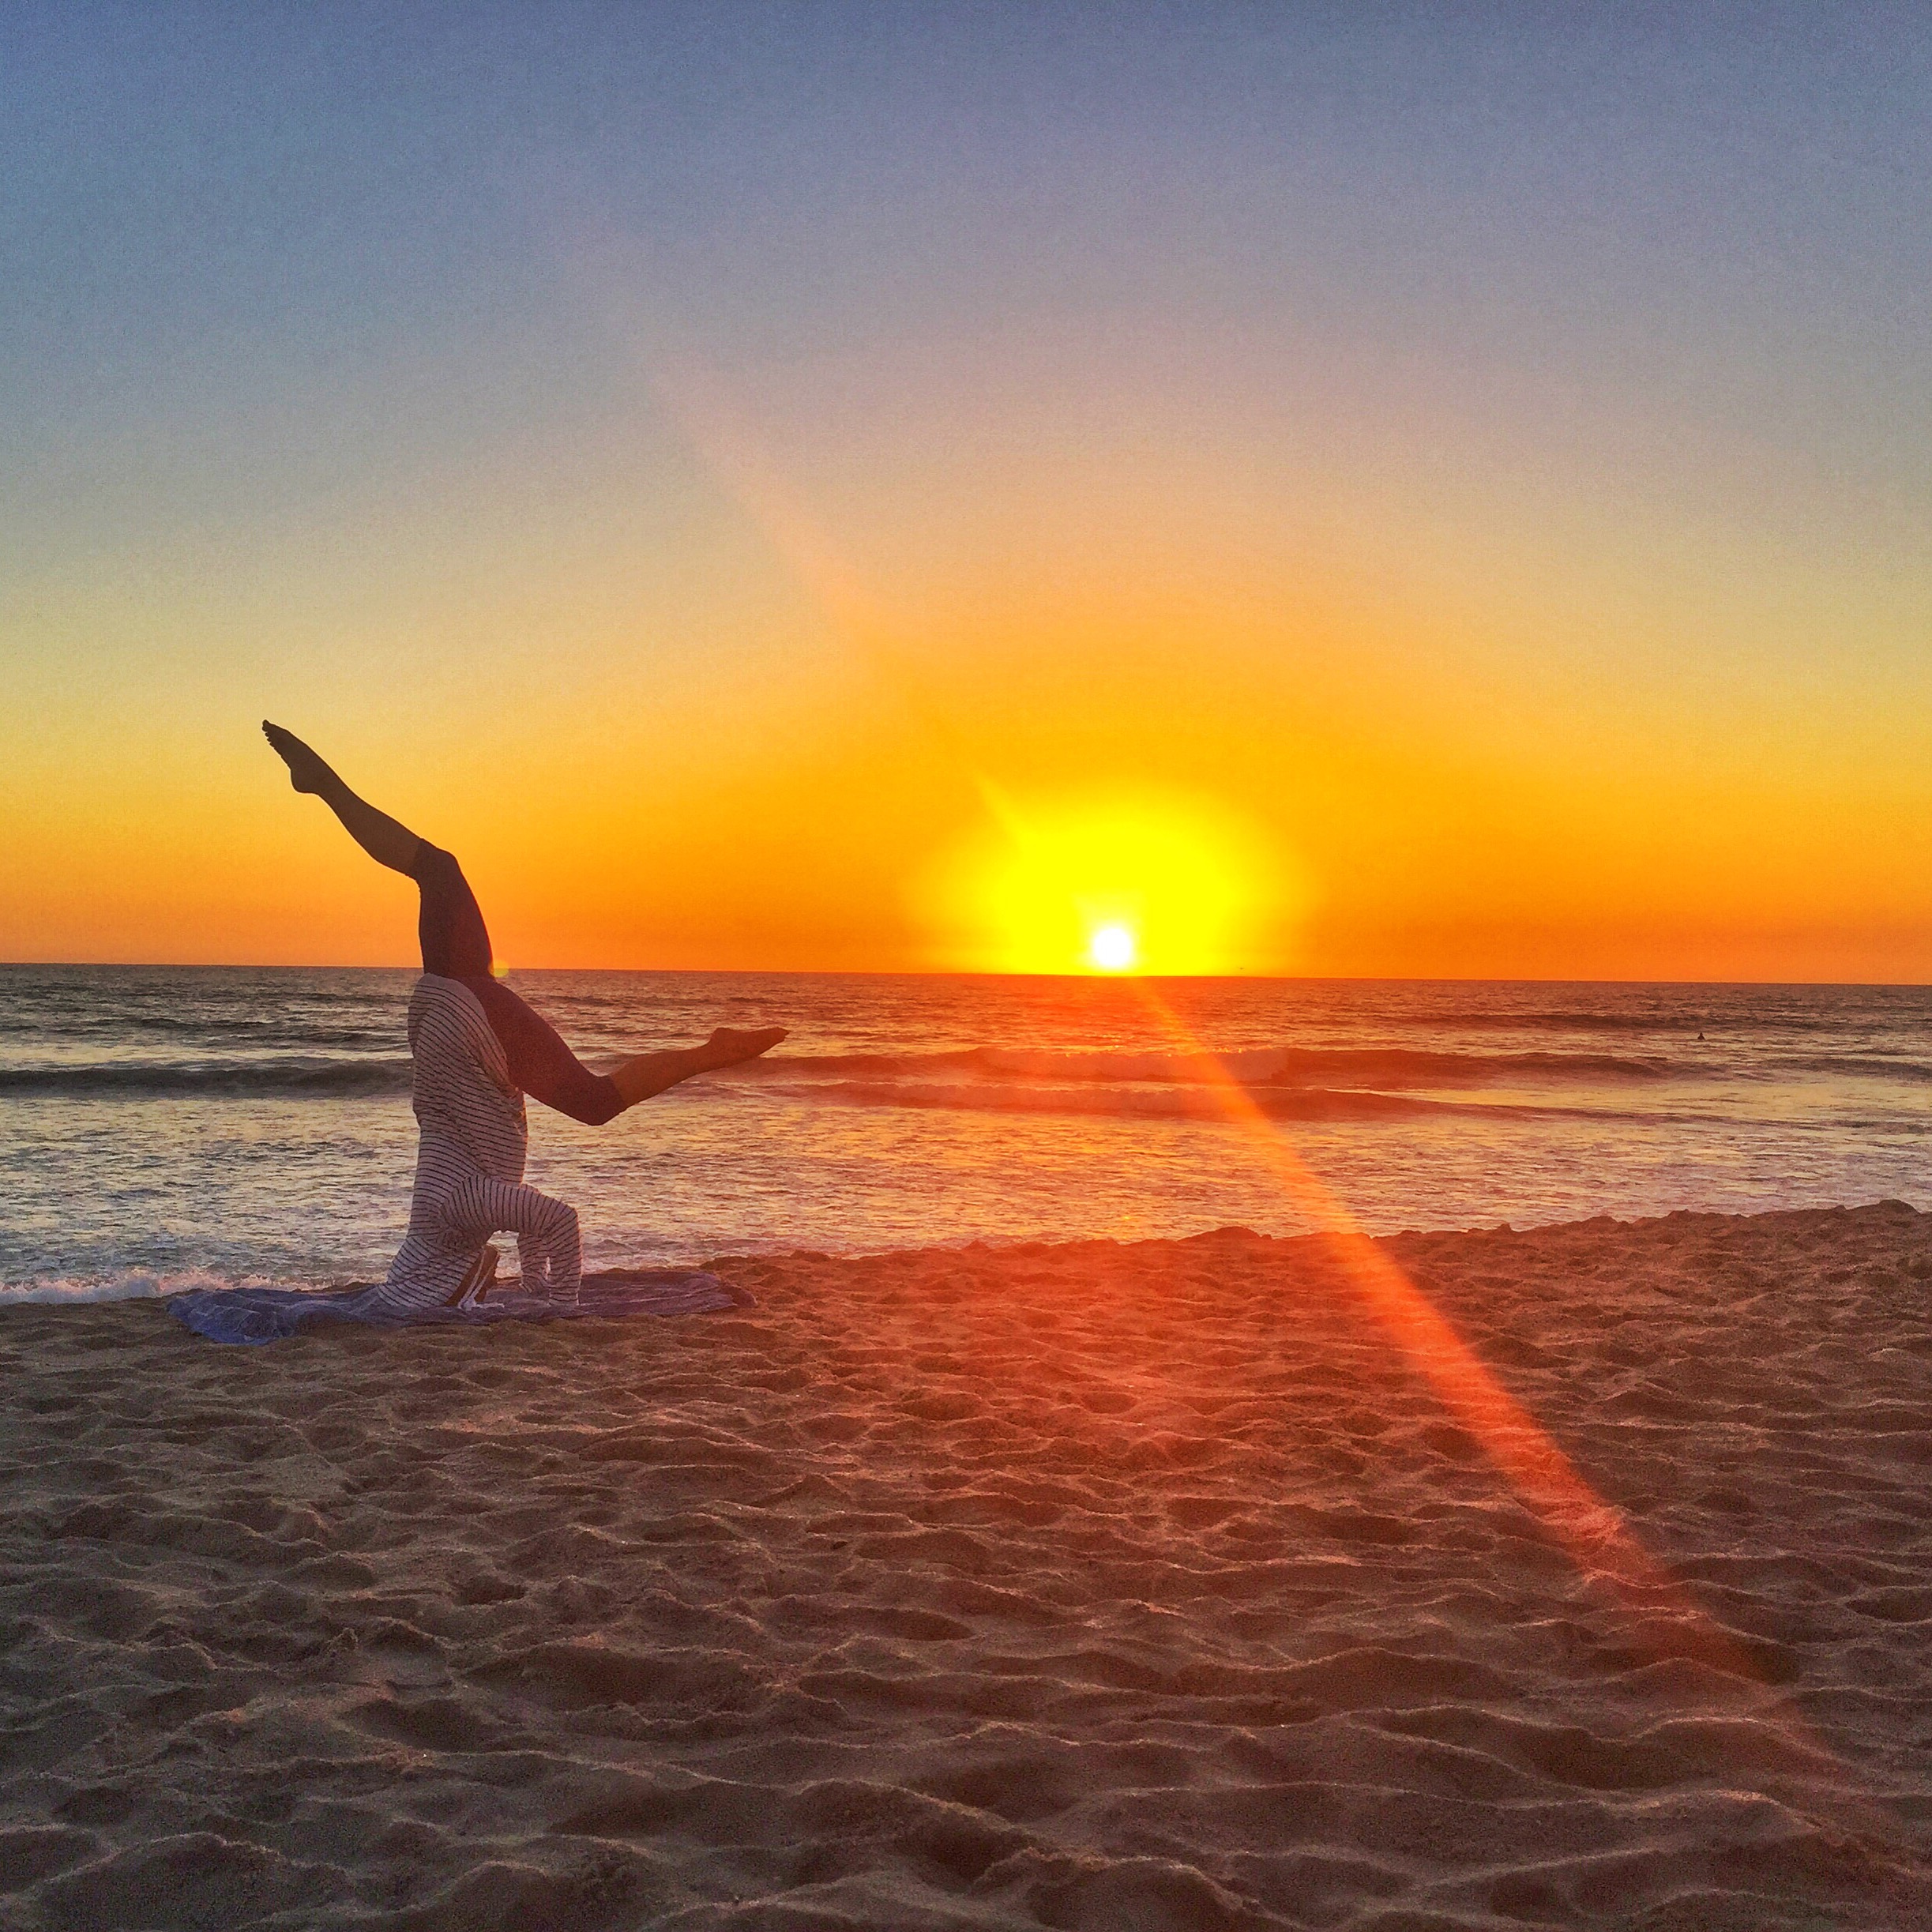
[0,1269,267,1307]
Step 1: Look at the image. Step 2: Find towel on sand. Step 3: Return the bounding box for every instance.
[169,1269,751,1345]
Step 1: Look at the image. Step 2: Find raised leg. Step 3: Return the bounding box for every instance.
[262,722,420,873]
[263,722,492,975]
[263,721,785,1108]
[608,1026,787,1107]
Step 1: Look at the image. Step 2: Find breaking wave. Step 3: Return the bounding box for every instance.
[0,1060,411,1098]
[0,1269,265,1307]
[773,1079,1557,1123]
[1789,1055,1932,1084]
[739,1045,1672,1087]
[9,1041,1928,1113]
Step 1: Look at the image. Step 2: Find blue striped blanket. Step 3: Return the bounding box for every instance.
[169,1269,751,1345]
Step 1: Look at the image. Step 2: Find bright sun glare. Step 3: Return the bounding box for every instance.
[919,789,1291,975]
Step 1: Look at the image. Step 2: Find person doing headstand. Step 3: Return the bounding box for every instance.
[263,722,784,1314]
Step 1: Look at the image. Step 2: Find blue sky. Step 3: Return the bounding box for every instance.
[5,4,1930,972]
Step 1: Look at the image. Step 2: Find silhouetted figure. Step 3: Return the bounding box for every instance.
[263,723,783,1310]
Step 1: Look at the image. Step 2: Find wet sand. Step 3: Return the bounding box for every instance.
[2,1205,1930,1929]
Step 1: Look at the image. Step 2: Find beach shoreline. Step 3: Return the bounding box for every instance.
[2,1204,1928,1928]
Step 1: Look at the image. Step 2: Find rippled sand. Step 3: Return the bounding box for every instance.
[2,1205,1930,1929]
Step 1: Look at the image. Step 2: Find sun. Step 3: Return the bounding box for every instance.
[1088,923,1137,972]
[915,787,1293,975]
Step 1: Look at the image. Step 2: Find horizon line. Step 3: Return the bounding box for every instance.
[1,959,1927,991]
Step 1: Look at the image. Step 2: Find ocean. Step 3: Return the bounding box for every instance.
[1,965,1926,1301]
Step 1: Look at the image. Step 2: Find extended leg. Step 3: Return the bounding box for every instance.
[262,722,420,872]
[263,722,492,975]
[464,981,786,1122]
[608,1027,788,1107]
[264,720,784,1106]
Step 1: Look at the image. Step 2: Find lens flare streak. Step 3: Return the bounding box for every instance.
[1111,975,1906,1853]
[629,367,1910,1850]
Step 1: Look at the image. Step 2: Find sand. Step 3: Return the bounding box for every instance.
[2,1204,1930,1930]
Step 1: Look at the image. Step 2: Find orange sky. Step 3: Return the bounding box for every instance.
[5,11,1930,980]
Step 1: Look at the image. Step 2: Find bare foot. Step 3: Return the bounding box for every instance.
[705,1025,787,1069]
[444,1244,498,1310]
[262,720,333,795]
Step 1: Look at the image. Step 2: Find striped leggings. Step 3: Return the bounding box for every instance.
[370,1175,583,1314]
[441,1177,581,1304]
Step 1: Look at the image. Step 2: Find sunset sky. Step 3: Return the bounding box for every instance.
[5,4,1928,979]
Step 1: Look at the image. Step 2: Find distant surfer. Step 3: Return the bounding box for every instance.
[261,723,784,1312]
